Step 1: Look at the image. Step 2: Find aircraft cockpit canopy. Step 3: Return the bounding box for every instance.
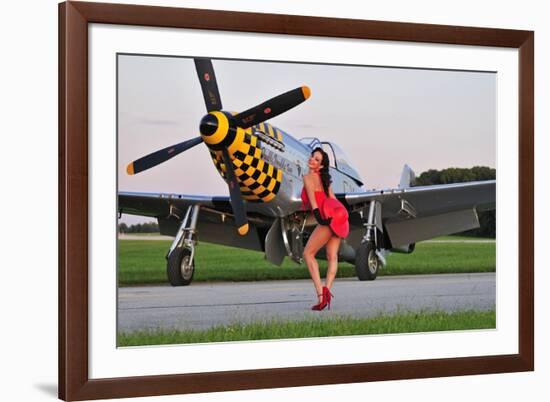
[299,137,363,186]
[299,137,323,150]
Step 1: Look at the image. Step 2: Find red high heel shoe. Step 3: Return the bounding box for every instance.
[323,286,334,310]
[311,286,334,311]
[311,292,325,311]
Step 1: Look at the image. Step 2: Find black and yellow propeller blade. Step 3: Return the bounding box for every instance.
[126,136,203,175]
[221,148,249,235]
[194,58,223,112]
[126,59,311,236]
[233,86,311,129]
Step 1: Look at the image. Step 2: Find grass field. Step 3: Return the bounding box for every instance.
[118,238,495,285]
[118,309,496,346]
[426,235,495,241]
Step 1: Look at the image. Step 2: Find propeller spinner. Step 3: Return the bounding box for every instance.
[126,58,311,235]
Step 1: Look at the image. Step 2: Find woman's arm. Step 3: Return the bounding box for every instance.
[303,174,318,210]
[304,174,331,226]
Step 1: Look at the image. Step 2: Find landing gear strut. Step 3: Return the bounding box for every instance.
[355,201,383,281]
[166,205,200,286]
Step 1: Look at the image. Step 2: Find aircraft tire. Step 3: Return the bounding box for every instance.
[167,247,195,286]
[354,241,379,281]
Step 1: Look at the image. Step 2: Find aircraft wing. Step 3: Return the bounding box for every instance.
[119,191,233,218]
[339,180,495,247]
[118,191,269,252]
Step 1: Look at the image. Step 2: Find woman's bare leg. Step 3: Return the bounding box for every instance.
[325,235,341,290]
[303,225,333,301]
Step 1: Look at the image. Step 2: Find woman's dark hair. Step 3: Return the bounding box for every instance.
[312,147,332,196]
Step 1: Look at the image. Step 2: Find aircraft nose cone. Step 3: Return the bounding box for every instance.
[199,111,234,150]
[199,113,218,136]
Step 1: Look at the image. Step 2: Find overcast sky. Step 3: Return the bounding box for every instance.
[118,55,496,224]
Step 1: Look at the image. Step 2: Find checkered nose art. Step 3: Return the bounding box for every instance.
[209,127,282,203]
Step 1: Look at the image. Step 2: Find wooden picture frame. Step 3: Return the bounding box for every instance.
[59,1,534,400]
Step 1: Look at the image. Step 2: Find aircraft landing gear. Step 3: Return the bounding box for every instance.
[167,248,195,286]
[355,201,383,281]
[166,205,200,286]
[355,241,379,281]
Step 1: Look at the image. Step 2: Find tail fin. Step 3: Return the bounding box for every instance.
[398,164,416,188]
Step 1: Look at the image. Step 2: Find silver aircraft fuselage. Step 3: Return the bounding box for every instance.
[207,120,365,217]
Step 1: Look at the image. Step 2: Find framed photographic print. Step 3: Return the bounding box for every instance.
[59,1,534,400]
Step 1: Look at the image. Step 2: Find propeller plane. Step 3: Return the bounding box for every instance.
[119,58,495,286]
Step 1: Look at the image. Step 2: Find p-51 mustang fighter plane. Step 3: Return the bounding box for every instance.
[119,58,495,286]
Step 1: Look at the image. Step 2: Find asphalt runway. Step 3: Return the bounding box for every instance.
[118,273,495,332]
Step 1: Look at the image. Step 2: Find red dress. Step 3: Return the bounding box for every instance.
[301,187,349,239]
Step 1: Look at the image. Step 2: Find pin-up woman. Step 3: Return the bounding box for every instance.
[301,147,349,310]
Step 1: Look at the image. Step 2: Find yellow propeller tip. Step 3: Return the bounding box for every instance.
[238,224,249,236]
[126,163,135,175]
[301,86,311,100]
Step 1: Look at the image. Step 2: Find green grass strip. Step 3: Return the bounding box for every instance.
[118,309,495,346]
[118,240,495,285]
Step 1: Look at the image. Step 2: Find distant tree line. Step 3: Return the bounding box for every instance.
[118,221,159,233]
[413,166,496,238]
